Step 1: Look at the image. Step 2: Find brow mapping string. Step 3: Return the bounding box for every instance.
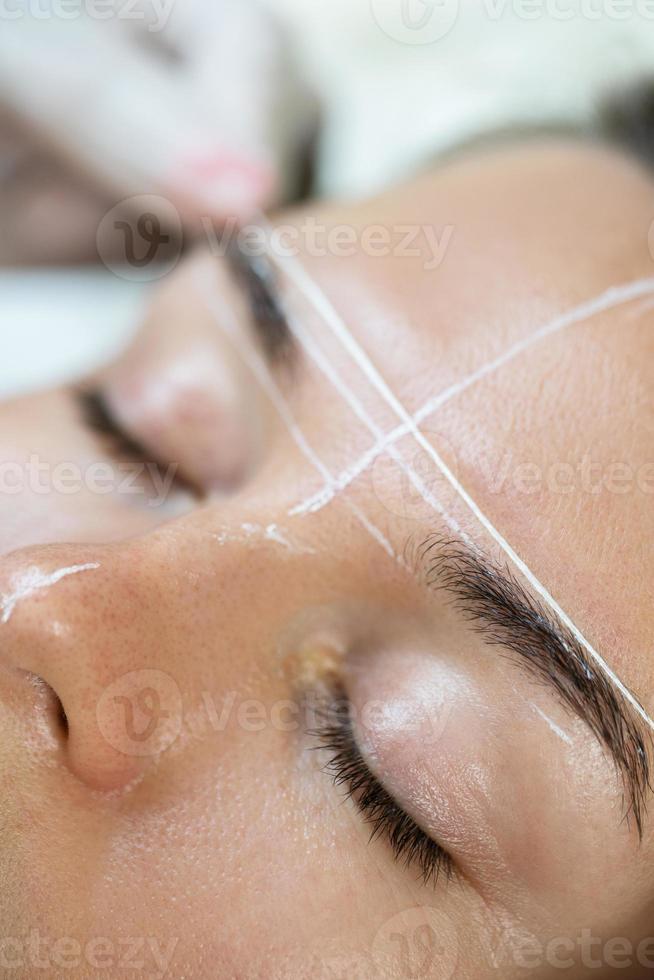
[274,272,471,545]
[292,275,654,516]
[262,241,654,732]
[193,264,400,563]
[290,435,401,515]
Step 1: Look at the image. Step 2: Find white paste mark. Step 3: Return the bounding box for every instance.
[213,522,316,555]
[1,563,101,624]
[263,523,314,553]
[532,704,573,746]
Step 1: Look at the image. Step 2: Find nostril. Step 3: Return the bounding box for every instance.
[43,682,68,739]
[55,694,68,738]
[25,673,69,742]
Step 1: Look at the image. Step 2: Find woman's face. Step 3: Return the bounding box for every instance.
[2,138,654,979]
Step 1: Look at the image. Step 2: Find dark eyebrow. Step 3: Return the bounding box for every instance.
[224,239,295,363]
[414,535,652,835]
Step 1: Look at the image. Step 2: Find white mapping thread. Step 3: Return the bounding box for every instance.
[194,265,399,563]
[1,562,100,624]
[290,433,398,516]
[267,246,654,733]
[277,287,470,543]
[293,276,654,515]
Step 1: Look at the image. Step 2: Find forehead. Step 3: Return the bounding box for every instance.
[276,139,654,713]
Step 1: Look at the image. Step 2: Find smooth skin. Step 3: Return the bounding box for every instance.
[1,139,654,978]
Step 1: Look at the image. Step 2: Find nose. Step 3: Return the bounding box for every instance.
[0,539,188,792]
[0,504,328,796]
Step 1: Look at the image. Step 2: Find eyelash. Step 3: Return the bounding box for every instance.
[310,698,454,888]
[75,388,197,496]
[226,244,293,361]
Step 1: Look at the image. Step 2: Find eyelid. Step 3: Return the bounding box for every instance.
[310,690,456,888]
[75,387,202,499]
[78,387,152,461]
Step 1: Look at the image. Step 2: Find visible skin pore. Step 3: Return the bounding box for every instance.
[1,139,654,978]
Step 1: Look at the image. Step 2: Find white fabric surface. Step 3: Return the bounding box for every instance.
[0,269,147,398]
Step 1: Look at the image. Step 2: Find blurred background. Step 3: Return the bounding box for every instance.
[2,0,654,397]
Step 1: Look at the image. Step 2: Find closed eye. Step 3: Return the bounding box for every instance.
[75,387,202,499]
[309,693,455,888]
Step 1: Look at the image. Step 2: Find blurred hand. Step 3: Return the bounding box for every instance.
[0,0,315,263]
